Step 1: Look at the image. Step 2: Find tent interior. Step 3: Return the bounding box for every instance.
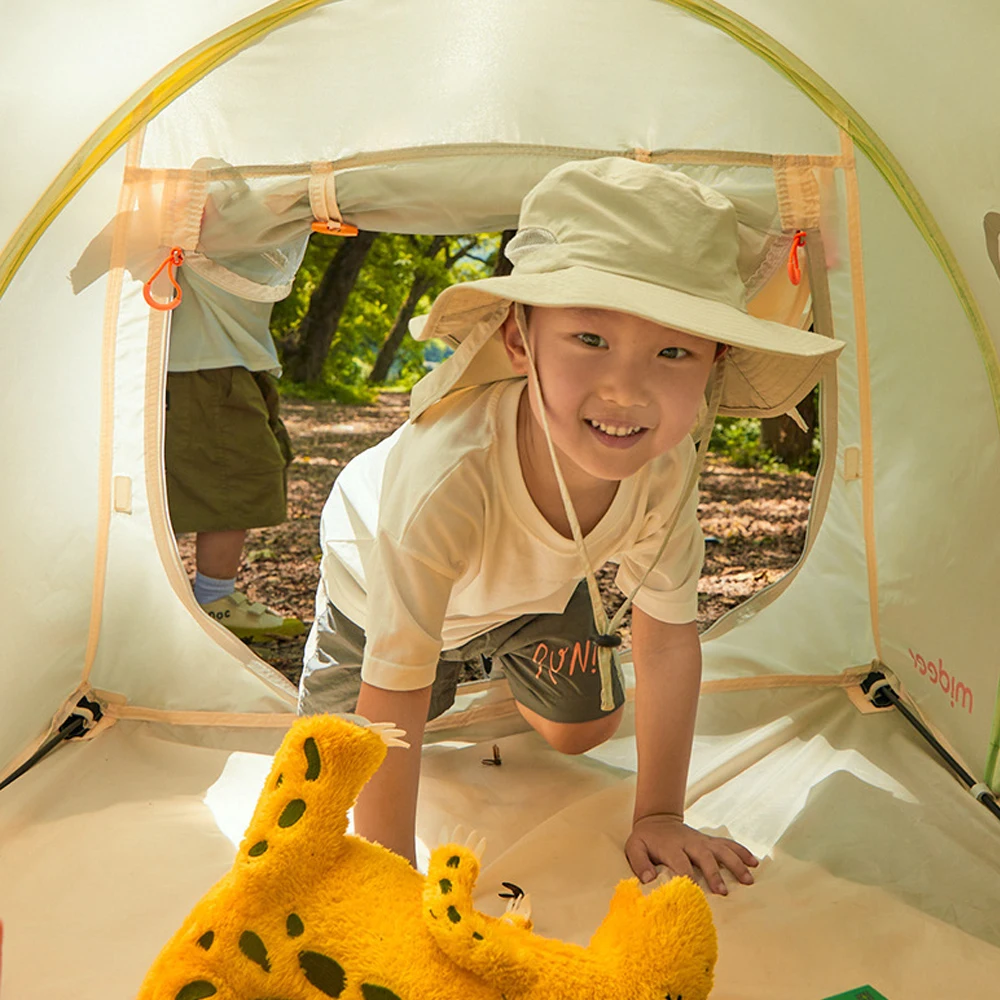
[2,1,1000,997]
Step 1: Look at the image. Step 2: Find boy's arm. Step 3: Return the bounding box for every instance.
[626,607,758,894]
[353,680,433,864]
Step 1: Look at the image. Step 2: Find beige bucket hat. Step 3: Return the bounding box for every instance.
[410,157,843,421]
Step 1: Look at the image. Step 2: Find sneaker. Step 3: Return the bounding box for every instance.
[200,590,306,641]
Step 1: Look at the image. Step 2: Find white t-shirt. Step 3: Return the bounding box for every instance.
[306,378,704,692]
[167,267,282,374]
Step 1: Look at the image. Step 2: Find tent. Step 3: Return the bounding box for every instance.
[2,1,999,996]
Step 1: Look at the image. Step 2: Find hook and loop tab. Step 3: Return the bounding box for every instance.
[787,230,807,286]
[143,247,186,311]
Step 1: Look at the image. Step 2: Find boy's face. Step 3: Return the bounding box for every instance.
[502,306,718,483]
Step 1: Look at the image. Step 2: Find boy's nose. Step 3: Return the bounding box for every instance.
[596,362,651,409]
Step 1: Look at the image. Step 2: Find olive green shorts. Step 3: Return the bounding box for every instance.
[298,581,626,724]
[165,367,293,534]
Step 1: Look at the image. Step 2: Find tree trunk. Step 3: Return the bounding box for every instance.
[368,272,436,384]
[367,235,447,384]
[760,388,818,465]
[282,230,377,384]
[494,229,516,276]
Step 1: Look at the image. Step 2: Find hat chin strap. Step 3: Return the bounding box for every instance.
[514,303,725,712]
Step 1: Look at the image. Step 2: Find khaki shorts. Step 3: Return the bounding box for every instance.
[165,367,293,534]
[298,582,626,724]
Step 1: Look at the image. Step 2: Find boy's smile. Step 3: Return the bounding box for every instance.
[585,420,648,448]
[502,305,718,531]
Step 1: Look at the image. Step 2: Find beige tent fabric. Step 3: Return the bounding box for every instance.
[2,691,998,999]
[5,0,998,774]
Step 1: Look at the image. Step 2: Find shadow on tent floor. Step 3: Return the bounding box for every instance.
[1,685,998,999]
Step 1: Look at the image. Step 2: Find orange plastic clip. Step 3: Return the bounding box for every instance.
[787,230,806,286]
[143,247,185,311]
[311,220,359,237]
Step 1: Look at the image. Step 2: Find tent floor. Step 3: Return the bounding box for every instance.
[1,684,998,998]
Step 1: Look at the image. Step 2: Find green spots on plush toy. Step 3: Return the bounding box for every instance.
[300,950,347,997]
[181,906,407,1000]
[360,985,402,1000]
[248,840,268,857]
[239,930,271,972]
[275,772,284,788]
[447,906,462,924]
[472,932,484,941]
[175,983,217,1000]
[438,878,452,894]
[279,799,307,827]
[304,736,322,780]
[446,855,461,868]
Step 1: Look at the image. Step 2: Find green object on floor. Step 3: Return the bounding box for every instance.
[822,987,889,1000]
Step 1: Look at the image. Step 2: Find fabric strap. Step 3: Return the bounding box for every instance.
[514,303,725,711]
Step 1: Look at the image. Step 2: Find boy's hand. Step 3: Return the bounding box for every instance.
[625,813,759,896]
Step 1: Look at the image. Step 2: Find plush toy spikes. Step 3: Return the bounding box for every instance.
[138,715,717,1000]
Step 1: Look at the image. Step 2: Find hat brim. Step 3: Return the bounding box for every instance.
[411,266,844,418]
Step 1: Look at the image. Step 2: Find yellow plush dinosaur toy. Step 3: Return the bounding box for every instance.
[138,714,717,1000]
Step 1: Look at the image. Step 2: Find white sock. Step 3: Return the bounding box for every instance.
[194,572,236,605]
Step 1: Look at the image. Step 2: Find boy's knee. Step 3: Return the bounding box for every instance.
[531,707,624,755]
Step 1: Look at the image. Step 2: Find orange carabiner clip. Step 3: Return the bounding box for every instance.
[787,230,806,286]
[143,247,185,311]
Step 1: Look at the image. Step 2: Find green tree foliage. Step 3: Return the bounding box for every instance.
[710,388,820,473]
[272,232,498,401]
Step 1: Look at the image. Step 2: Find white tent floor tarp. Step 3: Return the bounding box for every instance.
[2,677,998,999]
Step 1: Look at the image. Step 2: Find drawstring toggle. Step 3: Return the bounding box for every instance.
[592,632,622,648]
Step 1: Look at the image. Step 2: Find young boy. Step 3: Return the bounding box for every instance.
[299,159,842,894]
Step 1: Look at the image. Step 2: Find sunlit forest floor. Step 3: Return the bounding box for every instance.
[178,392,815,686]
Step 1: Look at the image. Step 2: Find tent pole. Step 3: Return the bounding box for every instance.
[0,697,103,793]
[862,671,1000,823]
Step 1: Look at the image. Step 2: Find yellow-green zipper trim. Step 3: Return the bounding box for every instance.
[0,0,333,299]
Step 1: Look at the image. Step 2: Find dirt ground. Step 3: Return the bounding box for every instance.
[177,393,814,686]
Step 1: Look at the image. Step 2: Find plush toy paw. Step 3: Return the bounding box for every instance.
[590,876,718,1000]
[424,844,482,931]
[363,721,409,749]
[500,890,532,932]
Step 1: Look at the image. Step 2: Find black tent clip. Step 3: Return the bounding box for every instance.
[0,695,103,793]
[861,670,1000,823]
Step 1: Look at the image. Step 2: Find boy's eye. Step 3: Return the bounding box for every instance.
[577,332,607,348]
[659,347,689,360]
